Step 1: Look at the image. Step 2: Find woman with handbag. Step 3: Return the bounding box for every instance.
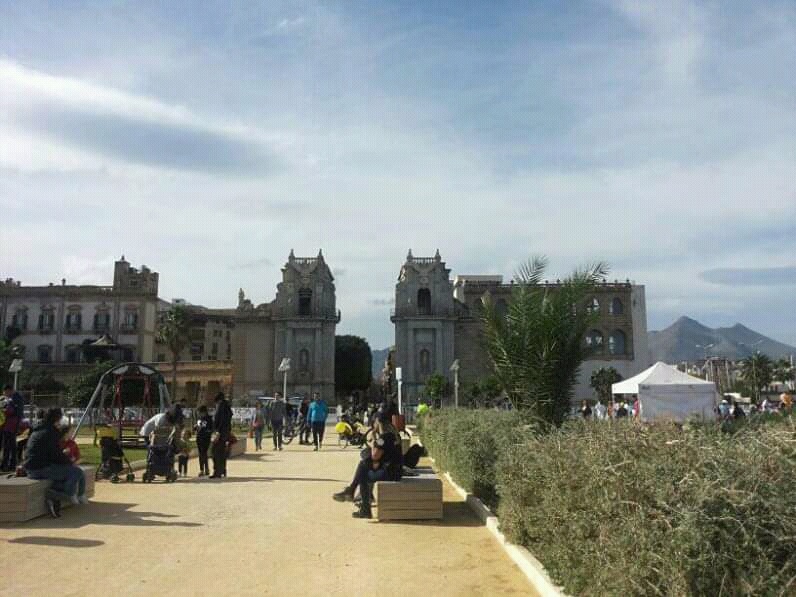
[252,402,265,451]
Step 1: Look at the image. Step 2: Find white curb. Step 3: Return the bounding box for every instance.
[440,470,569,597]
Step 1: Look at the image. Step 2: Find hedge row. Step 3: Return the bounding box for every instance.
[419,410,796,597]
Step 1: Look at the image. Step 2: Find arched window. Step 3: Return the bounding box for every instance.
[298,289,312,317]
[37,345,53,364]
[495,299,508,319]
[417,288,432,315]
[586,297,600,314]
[299,348,310,372]
[419,348,431,373]
[608,330,627,355]
[609,298,624,316]
[586,329,604,351]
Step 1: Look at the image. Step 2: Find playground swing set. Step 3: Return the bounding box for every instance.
[73,362,172,449]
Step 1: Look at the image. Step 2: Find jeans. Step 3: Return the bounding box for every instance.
[197,440,210,475]
[311,422,325,448]
[271,421,283,449]
[353,460,389,508]
[1,431,17,470]
[28,464,86,499]
[299,418,311,444]
[253,427,263,450]
[178,454,188,475]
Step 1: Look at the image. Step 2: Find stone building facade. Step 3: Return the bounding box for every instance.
[231,251,339,400]
[0,257,160,366]
[391,251,649,402]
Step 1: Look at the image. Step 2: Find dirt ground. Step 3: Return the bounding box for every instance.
[0,429,536,597]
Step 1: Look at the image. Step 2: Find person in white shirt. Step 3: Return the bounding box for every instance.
[594,400,607,420]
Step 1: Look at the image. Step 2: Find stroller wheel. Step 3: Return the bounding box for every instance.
[111,474,120,483]
[167,471,177,483]
[126,473,135,482]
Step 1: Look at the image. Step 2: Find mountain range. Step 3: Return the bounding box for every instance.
[648,317,796,363]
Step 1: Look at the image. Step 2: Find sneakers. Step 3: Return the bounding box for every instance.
[352,506,372,519]
[333,487,354,502]
[78,495,89,505]
[313,446,318,451]
[70,494,80,505]
[46,498,60,518]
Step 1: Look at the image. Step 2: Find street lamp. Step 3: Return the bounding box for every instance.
[8,359,23,391]
[450,360,460,408]
[278,358,291,399]
[696,344,715,381]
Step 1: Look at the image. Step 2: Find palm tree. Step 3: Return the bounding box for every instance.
[481,256,608,426]
[740,352,773,402]
[156,305,191,403]
[774,358,794,391]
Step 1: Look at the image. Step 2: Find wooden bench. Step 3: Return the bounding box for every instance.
[375,469,443,521]
[0,465,96,523]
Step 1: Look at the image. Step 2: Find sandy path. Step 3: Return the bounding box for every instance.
[0,429,535,597]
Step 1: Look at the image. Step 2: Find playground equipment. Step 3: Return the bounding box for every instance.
[73,363,172,448]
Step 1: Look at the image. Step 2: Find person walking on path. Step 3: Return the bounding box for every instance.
[211,392,232,479]
[194,405,213,476]
[252,402,265,451]
[270,393,286,451]
[308,392,329,451]
[1,384,24,471]
[299,397,311,445]
[24,408,88,517]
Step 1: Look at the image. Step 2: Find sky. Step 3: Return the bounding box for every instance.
[1,0,795,349]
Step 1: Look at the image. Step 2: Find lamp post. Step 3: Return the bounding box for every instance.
[450,360,460,409]
[395,367,402,415]
[278,358,291,399]
[696,344,715,381]
[9,359,23,391]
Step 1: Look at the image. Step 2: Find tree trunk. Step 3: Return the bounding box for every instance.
[171,355,178,406]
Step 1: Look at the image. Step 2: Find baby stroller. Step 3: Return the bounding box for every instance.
[142,425,177,483]
[335,415,368,448]
[95,428,135,483]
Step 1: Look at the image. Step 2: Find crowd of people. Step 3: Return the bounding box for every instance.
[250,392,330,452]
[579,397,639,420]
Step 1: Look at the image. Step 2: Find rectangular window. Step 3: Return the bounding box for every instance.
[94,312,111,332]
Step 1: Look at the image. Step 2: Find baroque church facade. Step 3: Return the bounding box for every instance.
[391,251,649,403]
[231,250,339,400]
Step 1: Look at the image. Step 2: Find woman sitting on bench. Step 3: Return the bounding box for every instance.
[333,411,402,519]
[24,408,88,518]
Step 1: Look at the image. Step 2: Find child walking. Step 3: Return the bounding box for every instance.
[176,428,191,477]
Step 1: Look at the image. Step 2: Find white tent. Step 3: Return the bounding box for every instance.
[612,361,718,422]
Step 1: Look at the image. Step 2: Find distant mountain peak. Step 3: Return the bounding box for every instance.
[649,317,796,362]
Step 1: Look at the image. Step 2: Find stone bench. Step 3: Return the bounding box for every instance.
[0,465,96,523]
[375,470,443,521]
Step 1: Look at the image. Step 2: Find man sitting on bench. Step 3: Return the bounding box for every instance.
[24,408,88,518]
[333,411,402,519]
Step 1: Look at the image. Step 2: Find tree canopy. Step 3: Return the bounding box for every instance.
[335,335,372,397]
[590,366,623,403]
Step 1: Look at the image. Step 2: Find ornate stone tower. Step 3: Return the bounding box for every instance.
[272,250,339,399]
[232,250,339,400]
[390,250,457,399]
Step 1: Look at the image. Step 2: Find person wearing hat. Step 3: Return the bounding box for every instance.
[211,392,233,479]
[332,412,402,519]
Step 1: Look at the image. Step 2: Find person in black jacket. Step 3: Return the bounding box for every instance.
[194,405,213,477]
[24,407,87,517]
[211,392,232,479]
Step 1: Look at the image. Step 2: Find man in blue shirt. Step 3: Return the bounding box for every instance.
[307,392,328,451]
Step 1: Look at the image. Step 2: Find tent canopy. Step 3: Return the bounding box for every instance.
[612,361,714,395]
[612,362,717,422]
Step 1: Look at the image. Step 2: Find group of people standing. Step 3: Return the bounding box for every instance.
[251,393,329,452]
[580,398,639,420]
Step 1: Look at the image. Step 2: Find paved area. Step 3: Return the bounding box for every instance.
[0,430,534,597]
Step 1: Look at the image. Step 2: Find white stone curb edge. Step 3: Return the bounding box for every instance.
[418,448,567,597]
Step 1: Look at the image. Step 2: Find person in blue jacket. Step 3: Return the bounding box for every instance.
[307,392,328,451]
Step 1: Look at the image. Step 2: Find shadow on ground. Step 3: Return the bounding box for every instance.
[6,502,202,530]
[194,476,344,484]
[7,536,105,548]
[377,501,484,528]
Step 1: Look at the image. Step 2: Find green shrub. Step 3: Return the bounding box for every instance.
[421,410,796,596]
[420,408,531,509]
[498,418,796,596]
